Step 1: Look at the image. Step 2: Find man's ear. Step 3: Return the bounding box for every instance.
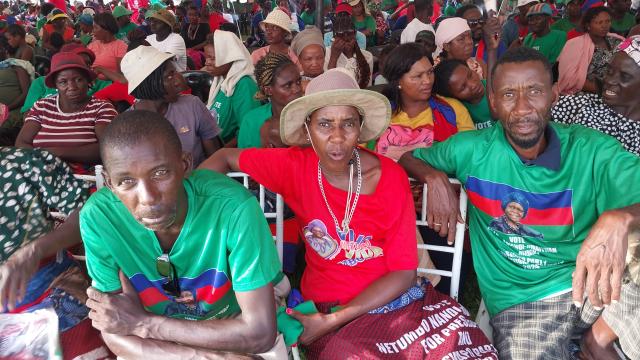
[181,152,193,177]
[550,82,560,107]
[488,88,497,116]
[263,85,272,97]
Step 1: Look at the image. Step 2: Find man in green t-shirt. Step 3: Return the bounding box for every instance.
[522,3,566,64]
[113,5,137,41]
[81,110,285,358]
[608,0,637,36]
[400,48,640,360]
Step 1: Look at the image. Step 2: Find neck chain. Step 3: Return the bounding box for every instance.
[317,149,362,234]
[188,23,200,40]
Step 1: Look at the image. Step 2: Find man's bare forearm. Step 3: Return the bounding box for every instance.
[398,151,441,184]
[102,333,260,360]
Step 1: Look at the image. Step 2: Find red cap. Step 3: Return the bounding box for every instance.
[60,43,96,64]
[335,2,353,15]
[45,52,97,88]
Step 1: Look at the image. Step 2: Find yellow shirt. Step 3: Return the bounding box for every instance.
[375,96,474,161]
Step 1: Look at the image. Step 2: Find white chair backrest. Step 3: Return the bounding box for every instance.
[226,172,285,266]
[415,179,468,300]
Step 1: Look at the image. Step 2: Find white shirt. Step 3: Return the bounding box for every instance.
[400,18,435,44]
[146,33,188,72]
[324,47,374,86]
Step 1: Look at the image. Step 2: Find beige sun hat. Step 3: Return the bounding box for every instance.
[121,46,174,94]
[280,68,391,146]
[260,8,292,34]
[348,0,371,15]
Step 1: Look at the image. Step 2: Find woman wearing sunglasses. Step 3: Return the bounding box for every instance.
[200,69,495,358]
[325,7,374,88]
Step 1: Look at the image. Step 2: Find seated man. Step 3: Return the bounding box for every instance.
[400,47,640,360]
[80,110,286,358]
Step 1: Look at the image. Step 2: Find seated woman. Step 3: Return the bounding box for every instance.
[238,52,303,149]
[552,36,640,155]
[291,26,325,91]
[21,44,111,114]
[42,9,74,51]
[146,9,188,71]
[203,31,261,144]
[375,43,474,161]
[250,8,301,67]
[432,59,496,130]
[180,5,210,69]
[5,24,34,64]
[0,37,32,132]
[434,17,486,79]
[0,147,109,360]
[349,0,377,47]
[325,10,373,88]
[557,6,625,95]
[431,25,502,130]
[15,52,117,172]
[88,13,128,79]
[200,69,495,358]
[122,45,222,167]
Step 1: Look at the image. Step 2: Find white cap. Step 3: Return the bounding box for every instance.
[121,46,175,94]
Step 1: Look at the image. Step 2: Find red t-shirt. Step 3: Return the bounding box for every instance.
[239,147,418,305]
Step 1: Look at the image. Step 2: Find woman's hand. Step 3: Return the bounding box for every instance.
[288,310,338,345]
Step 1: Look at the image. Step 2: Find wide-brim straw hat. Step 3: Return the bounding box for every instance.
[280,68,391,146]
[348,0,371,15]
[260,8,292,33]
[121,45,174,94]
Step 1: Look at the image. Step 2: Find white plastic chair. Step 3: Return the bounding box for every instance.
[226,172,285,265]
[414,178,468,300]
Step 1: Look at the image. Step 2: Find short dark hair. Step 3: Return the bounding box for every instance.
[6,24,26,38]
[382,43,428,113]
[100,110,182,167]
[93,13,119,35]
[455,4,482,18]
[414,0,433,16]
[41,3,55,16]
[491,47,552,90]
[581,6,611,30]
[433,58,468,98]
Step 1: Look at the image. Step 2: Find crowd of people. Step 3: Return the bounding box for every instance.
[0,0,639,359]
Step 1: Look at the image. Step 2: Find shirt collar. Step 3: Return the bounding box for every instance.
[515,125,561,171]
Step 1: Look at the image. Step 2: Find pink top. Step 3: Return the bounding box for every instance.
[88,39,128,76]
[250,46,302,71]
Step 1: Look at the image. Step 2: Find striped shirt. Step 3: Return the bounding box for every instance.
[25,96,117,148]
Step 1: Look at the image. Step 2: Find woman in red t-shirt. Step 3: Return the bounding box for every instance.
[200,69,495,358]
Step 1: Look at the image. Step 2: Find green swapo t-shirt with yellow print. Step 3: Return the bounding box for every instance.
[80,169,282,320]
[413,122,640,316]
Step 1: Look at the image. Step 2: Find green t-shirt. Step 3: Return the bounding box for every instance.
[300,11,316,26]
[611,12,636,36]
[461,80,495,130]
[116,22,138,41]
[21,77,112,113]
[353,16,376,47]
[79,33,93,46]
[80,169,282,321]
[210,75,261,143]
[550,18,576,33]
[413,122,640,316]
[238,102,272,149]
[382,0,398,14]
[523,29,567,64]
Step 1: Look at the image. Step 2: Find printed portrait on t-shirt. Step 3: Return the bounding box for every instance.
[303,219,341,260]
[488,192,544,240]
[466,177,575,270]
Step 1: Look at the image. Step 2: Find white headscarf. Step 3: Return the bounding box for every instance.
[434,17,471,57]
[206,30,256,108]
